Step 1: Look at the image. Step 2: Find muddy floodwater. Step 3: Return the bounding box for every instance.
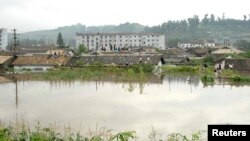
[1,74,250,140]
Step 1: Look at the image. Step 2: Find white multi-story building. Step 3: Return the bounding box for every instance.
[76,33,165,51]
[0,28,8,51]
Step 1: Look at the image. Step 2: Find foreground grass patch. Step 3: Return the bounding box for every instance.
[0,122,201,141]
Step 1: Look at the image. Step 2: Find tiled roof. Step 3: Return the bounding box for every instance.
[211,47,244,54]
[12,55,71,66]
[0,56,13,64]
[163,48,192,57]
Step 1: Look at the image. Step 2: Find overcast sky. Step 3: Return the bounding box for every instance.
[0,0,250,33]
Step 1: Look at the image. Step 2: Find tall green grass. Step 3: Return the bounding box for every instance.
[0,122,201,141]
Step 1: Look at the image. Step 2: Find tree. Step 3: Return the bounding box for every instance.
[244,15,247,21]
[202,14,209,26]
[57,32,65,48]
[210,14,215,24]
[188,15,200,32]
[166,38,181,48]
[222,13,225,20]
[79,44,87,53]
[180,20,188,32]
[75,44,88,56]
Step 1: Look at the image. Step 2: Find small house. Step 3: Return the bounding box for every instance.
[211,46,244,56]
[12,55,71,71]
[162,48,193,64]
[186,47,209,57]
[67,54,162,67]
[0,56,14,73]
[216,58,250,71]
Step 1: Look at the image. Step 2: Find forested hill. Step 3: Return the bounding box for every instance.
[19,23,145,47]
[146,14,250,46]
[19,14,250,47]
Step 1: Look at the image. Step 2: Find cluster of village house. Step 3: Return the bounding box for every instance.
[1,31,250,73]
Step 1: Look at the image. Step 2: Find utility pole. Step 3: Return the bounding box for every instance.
[11,29,18,54]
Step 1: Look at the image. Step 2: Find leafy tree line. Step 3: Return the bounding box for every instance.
[145,14,250,34]
[145,14,250,48]
[235,40,250,51]
[18,14,250,48]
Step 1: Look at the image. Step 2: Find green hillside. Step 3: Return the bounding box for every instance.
[16,14,250,48]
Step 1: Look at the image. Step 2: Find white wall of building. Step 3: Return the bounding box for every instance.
[0,28,8,50]
[178,40,216,49]
[14,65,54,71]
[204,43,215,47]
[76,33,165,51]
[178,43,203,49]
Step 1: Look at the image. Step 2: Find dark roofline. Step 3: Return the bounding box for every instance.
[206,40,215,43]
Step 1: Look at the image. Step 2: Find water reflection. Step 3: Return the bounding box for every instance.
[0,74,202,110]
[2,73,249,109]
[15,79,18,109]
[1,74,250,140]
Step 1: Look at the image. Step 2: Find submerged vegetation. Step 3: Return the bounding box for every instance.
[29,64,154,81]
[201,75,215,84]
[219,69,250,83]
[161,65,200,73]
[231,75,250,82]
[9,60,250,85]
[161,64,250,84]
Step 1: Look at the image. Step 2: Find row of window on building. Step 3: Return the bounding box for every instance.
[82,35,160,39]
[84,43,159,48]
[84,39,160,43]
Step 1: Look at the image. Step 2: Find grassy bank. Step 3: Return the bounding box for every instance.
[0,127,135,141]
[0,122,201,141]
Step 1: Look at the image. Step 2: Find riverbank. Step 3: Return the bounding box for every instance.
[0,122,201,141]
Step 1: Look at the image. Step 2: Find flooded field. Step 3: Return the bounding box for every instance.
[1,74,250,140]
